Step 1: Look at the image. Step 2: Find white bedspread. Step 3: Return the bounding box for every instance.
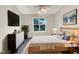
[30,35,70,43]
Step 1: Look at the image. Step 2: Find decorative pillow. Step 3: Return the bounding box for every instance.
[63,35,70,41]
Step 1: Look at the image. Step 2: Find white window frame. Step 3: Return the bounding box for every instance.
[32,17,46,32]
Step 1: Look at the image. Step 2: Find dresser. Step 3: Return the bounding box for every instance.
[8,32,24,53]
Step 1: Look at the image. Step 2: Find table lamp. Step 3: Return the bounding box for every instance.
[52,28,57,34]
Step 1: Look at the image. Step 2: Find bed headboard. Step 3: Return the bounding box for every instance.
[61,27,79,36]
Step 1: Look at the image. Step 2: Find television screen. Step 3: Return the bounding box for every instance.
[8,10,20,26]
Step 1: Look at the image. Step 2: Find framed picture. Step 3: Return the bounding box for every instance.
[63,9,77,25]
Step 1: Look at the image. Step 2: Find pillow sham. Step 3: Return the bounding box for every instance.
[63,35,70,41]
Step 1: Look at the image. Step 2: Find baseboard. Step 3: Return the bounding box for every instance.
[0,50,10,54]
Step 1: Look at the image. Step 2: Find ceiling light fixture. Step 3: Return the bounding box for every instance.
[41,8,47,12]
[38,5,50,13]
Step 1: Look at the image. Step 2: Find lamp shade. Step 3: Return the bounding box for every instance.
[52,28,57,32]
[52,28,57,34]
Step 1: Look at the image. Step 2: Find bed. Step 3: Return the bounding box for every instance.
[27,35,74,54]
[26,27,79,54]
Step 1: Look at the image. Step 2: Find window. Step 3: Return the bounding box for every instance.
[33,17,46,31]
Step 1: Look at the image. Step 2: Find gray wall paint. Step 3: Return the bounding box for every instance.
[0,5,22,53]
[55,5,79,32]
[21,14,55,36]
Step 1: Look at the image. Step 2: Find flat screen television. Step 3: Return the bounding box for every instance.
[8,10,20,26]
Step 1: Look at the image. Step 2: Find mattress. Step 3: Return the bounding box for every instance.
[29,35,70,44]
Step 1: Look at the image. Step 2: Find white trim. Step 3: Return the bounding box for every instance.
[32,17,46,33]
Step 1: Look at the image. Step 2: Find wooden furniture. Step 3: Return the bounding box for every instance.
[28,39,79,54]
[8,32,24,53]
[61,27,79,35]
[28,27,79,54]
[28,43,73,54]
[60,27,79,53]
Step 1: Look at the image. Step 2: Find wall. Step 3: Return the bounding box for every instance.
[21,14,55,36]
[55,5,79,31]
[0,5,22,53]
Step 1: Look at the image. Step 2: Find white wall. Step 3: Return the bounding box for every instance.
[21,14,55,36]
[55,5,79,31]
[0,5,22,53]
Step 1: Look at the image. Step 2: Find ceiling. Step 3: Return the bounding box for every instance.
[16,5,63,14]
